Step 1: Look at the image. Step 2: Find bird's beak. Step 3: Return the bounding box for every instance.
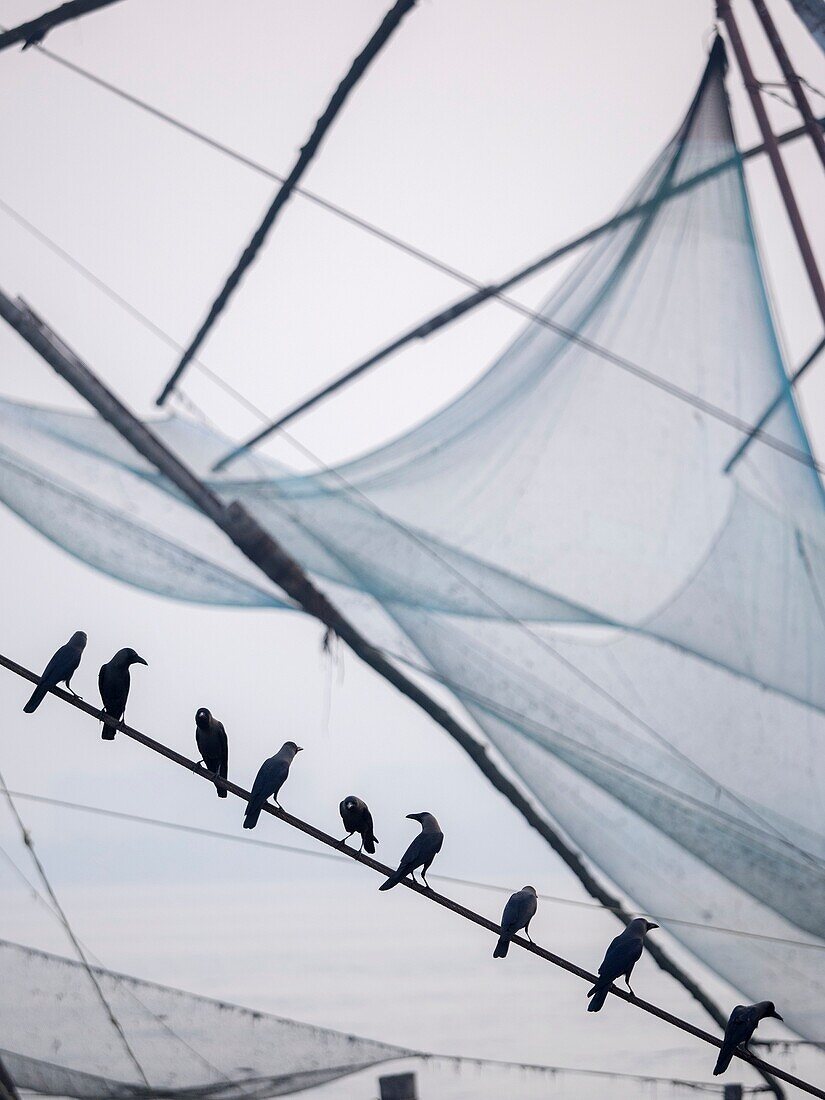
[406,813,421,821]
[136,656,148,666]
[295,746,304,752]
[772,1011,784,1021]
[647,922,659,930]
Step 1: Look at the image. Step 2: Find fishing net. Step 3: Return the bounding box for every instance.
[0,939,409,1098]
[2,39,824,1041]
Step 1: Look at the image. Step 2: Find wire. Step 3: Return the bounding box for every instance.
[0,769,150,1087]
[5,788,825,953]
[0,655,820,1097]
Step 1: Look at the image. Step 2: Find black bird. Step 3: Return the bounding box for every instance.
[713,1001,783,1076]
[586,917,658,1012]
[195,708,229,797]
[98,648,147,739]
[379,812,443,891]
[493,886,538,958]
[243,741,303,829]
[24,631,87,713]
[339,795,378,854]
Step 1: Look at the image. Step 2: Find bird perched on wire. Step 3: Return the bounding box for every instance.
[379,812,443,891]
[23,631,87,713]
[493,886,538,958]
[339,795,378,854]
[98,648,147,739]
[243,741,303,829]
[586,917,658,1012]
[195,708,229,797]
[713,1001,784,1075]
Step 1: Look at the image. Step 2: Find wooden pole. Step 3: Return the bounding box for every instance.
[750,0,825,171]
[717,0,825,328]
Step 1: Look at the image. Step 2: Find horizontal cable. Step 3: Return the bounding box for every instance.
[0,651,819,1097]
[5,788,825,952]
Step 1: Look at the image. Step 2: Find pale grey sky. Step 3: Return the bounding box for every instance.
[0,2,823,1097]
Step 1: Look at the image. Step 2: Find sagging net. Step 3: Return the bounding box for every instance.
[2,39,824,1043]
[0,939,409,1098]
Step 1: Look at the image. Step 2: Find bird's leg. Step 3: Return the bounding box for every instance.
[191,758,204,773]
[65,678,82,700]
[624,976,635,996]
[524,921,534,945]
[337,832,354,849]
[420,868,431,890]
[358,838,364,853]
[408,869,418,884]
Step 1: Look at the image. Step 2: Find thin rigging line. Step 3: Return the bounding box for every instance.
[0,656,815,1097]
[0,769,150,1088]
[0,840,231,1083]
[155,0,418,405]
[5,788,825,953]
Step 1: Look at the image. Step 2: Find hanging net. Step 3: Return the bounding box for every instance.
[2,39,825,1041]
[0,939,410,1098]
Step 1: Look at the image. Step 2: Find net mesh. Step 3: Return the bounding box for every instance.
[2,40,824,1042]
[0,940,409,1098]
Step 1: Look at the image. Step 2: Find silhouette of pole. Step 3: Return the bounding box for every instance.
[0,0,122,52]
[749,0,825,172]
[718,0,825,330]
[156,0,417,406]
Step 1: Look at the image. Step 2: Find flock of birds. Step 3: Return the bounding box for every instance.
[21,630,785,1076]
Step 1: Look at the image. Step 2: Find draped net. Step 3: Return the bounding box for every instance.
[0,940,409,1098]
[2,38,825,1047]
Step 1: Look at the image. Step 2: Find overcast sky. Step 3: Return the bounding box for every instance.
[0,2,824,1097]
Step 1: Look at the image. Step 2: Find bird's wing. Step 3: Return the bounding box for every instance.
[399,832,428,870]
[98,664,106,696]
[216,721,228,766]
[600,933,642,981]
[501,894,524,930]
[725,1006,756,1048]
[40,645,70,686]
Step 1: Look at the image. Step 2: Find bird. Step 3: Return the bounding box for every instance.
[713,1001,783,1075]
[24,631,87,713]
[586,917,658,1012]
[195,708,229,797]
[493,886,538,958]
[379,812,443,891]
[243,741,303,829]
[339,795,378,854]
[98,648,147,739]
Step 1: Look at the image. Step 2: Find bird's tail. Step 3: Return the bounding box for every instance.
[587,984,609,1013]
[363,833,377,855]
[379,868,404,891]
[216,763,228,798]
[243,804,261,829]
[493,935,510,959]
[23,683,47,713]
[713,1044,734,1076]
[101,713,116,741]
